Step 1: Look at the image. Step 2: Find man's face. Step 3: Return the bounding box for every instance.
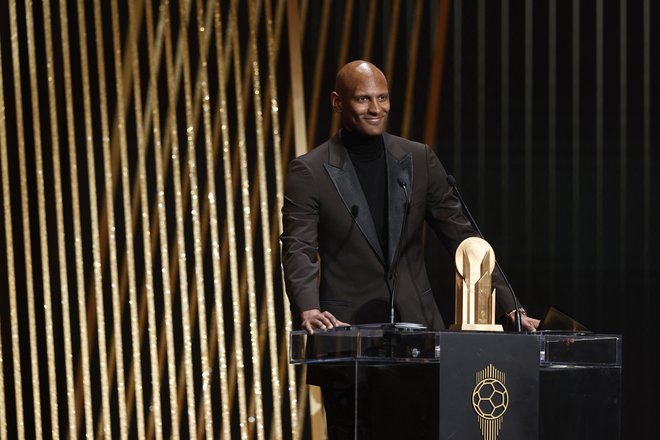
[332,69,390,137]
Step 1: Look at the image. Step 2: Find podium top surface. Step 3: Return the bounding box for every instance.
[289,326,622,368]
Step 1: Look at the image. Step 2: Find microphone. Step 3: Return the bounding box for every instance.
[350,205,359,219]
[446,175,523,332]
[389,178,411,324]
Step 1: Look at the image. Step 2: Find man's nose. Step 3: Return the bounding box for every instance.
[368,98,381,114]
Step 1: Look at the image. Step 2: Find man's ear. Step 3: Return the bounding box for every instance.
[330,91,342,113]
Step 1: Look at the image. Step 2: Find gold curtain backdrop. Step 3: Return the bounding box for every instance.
[1,0,658,438]
[0,0,448,438]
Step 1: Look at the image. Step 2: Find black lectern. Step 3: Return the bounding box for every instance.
[290,328,621,440]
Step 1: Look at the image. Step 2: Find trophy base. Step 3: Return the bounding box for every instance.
[449,323,503,332]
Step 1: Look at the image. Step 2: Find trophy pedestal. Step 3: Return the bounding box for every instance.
[450,323,503,331]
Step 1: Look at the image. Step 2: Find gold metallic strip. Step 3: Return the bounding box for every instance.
[234,2,264,438]
[424,0,452,147]
[330,0,355,135]
[270,2,302,437]
[305,0,331,149]
[131,0,165,438]
[279,78,307,440]
[263,1,289,438]
[0,36,15,440]
[214,2,248,438]
[176,0,215,436]
[247,0,278,438]
[24,0,60,430]
[158,13,221,433]
[163,1,199,437]
[286,0,308,156]
[147,2,181,437]
[109,0,147,437]
[266,1,308,440]
[144,3,197,436]
[384,0,402,87]
[8,1,36,437]
[228,0,251,437]
[89,0,119,436]
[71,0,101,435]
[41,0,77,436]
[362,0,378,61]
[194,0,232,438]
[401,0,424,138]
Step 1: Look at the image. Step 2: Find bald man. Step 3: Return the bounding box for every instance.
[281,60,538,438]
[281,60,537,332]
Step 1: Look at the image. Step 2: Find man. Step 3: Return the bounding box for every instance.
[281,60,539,333]
[281,61,538,438]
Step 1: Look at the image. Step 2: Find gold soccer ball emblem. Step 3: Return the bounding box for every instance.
[472,377,509,420]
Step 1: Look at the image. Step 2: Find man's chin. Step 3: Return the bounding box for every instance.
[358,124,386,136]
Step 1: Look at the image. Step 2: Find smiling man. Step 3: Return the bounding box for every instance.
[280,60,537,438]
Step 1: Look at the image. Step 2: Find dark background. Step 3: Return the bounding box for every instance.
[300,1,659,438]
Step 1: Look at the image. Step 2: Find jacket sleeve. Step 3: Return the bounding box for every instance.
[422,145,518,314]
[280,158,322,317]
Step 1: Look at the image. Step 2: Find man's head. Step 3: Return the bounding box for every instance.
[331,60,390,137]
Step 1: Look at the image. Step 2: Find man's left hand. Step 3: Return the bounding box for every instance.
[506,309,540,331]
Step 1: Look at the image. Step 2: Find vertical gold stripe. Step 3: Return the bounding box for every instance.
[263,1,294,438]
[24,2,62,430]
[362,0,378,61]
[163,1,199,437]
[176,0,215,436]
[384,0,402,88]
[232,0,266,436]
[305,0,331,149]
[329,0,355,135]
[146,1,183,435]
[401,0,424,138]
[91,0,127,436]
[248,0,281,437]
[286,0,308,156]
[41,0,77,436]
[0,36,17,440]
[195,0,232,437]
[424,0,451,147]
[197,0,231,439]
[8,1,37,437]
[214,2,248,438]
[131,0,165,437]
[71,0,101,435]
[108,0,147,437]
[229,0,252,437]
[147,1,181,436]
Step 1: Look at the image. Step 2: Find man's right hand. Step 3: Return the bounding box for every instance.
[300,309,349,334]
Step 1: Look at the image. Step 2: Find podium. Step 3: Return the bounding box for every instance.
[290,327,621,439]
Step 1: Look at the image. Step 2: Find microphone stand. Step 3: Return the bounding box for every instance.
[446,175,523,332]
[389,180,410,325]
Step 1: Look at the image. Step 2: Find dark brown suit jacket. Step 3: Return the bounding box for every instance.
[281,132,516,330]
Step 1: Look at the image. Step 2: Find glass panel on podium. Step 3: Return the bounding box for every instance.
[290,328,622,440]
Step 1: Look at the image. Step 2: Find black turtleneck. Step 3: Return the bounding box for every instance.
[341,128,388,259]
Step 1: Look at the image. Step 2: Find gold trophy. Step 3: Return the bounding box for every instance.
[450,237,503,331]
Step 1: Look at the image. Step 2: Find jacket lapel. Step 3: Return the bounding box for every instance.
[323,134,385,264]
[385,134,413,270]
